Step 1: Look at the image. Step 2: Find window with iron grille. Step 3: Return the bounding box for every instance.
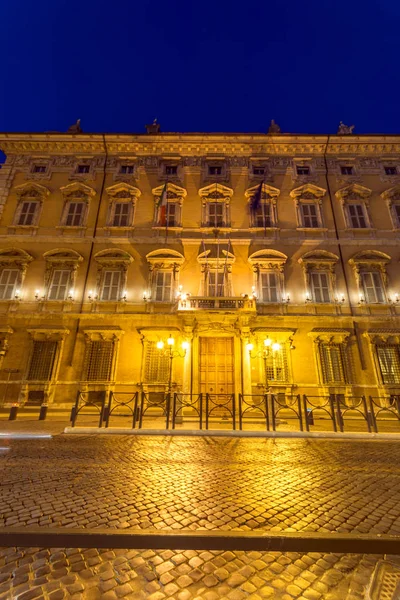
[260,272,278,302]
[18,201,39,226]
[100,270,121,301]
[347,204,367,228]
[300,204,319,227]
[310,272,331,303]
[264,347,288,382]
[84,340,114,381]
[65,202,85,226]
[253,203,272,227]
[145,341,169,383]
[112,202,131,227]
[0,269,19,300]
[361,272,385,303]
[376,345,400,384]
[27,341,58,381]
[154,271,173,302]
[319,343,347,384]
[48,270,70,300]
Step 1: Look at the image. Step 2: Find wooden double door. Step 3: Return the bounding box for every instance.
[199,337,235,404]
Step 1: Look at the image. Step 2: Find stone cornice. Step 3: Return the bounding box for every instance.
[2,133,400,157]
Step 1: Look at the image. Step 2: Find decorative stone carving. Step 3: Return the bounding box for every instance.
[349,250,391,288]
[268,120,281,134]
[299,250,339,298]
[337,122,355,135]
[67,119,82,134]
[335,183,371,204]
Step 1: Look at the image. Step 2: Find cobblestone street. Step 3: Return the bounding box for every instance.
[1,434,400,598]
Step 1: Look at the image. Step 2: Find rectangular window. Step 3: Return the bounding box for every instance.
[101,270,121,301]
[84,340,114,381]
[377,345,400,384]
[253,167,265,176]
[154,271,173,302]
[165,203,177,227]
[77,164,90,174]
[254,203,272,227]
[208,271,225,297]
[208,165,222,176]
[296,166,310,176]
[341,166,354,175]
[32,165,46,173]
[27,341,58,381]
[319,344,346,383]
[385,166,397,176]
[48,270,70,300]
[260,272,278,302]
[65,202,84,226]
[18,201,38,226]
[300,204,319,228]
[394,205,400,227]
[0,269,19,300]
[165,165,178,176]
[120,165,134,174]
[265,347,288,382]
[348,204,367,228]
[207,202,224,227]
[311,272,331,303]
[113,203,131,227]
[361,272,385,303]
[145,341,169,383]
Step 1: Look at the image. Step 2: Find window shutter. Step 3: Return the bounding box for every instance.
[66,202,84,226]
[362,272,384,303]
[311,272,330,303]
[377,345,400,384]
[19,202,38,225]
[0,269,18,300]
[101,271,121,301]
[49,270,70,300]
[155,272,172,302]
[260,272,278,302]
[113,203,130,226]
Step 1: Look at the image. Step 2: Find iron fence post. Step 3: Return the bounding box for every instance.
[238,393,243,430]
[361,395,371,433]
[329,395,338,432]
[302,395,309,432]
[368,396,378,433]
[165,392,171,429]
[232,394,236,431]
[70,391,80,427]
[265,393,270,431]
[205,393,209,430]
[38,404,48,421]
[133,391,139,429]
[104,391,112,428]
[172,392,177,429]
[270,393,276,431]
[8,405,18,421]
[199,393,203,430]
[297,394,304,431]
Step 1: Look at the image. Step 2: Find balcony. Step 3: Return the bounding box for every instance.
[178,296,256,311]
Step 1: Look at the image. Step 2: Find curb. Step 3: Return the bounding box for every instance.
[0,526,399,554]
[63,427,400,441]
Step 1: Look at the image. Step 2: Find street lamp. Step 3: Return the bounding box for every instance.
[246,337,281,392]
[157,335,189,396]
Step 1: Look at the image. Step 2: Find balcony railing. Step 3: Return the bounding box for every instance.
[178,296,255,310]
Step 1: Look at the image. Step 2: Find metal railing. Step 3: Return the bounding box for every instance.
[70,391,106,427]
[171,393,203,429]
[271,393,303,431]
[368,395,400,433]
[238,393,269,430]
[303,395,338,432]
[184,297,255,310]
[139,391,170,429]
[104,391,139,428]
[205,393,236,430]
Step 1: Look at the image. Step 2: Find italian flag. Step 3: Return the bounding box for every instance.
[158,183,168,225]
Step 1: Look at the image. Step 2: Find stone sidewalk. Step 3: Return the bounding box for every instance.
[0,546,384,600]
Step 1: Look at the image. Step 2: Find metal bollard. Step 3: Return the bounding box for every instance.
[9,405,18,421]
[39,405,48,421]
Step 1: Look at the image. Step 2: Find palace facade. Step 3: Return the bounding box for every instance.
[0,128,399,409]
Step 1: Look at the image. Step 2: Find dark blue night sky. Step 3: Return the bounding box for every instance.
[1,0,400,136]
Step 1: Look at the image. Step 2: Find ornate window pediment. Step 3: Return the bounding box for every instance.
[14,182,50,198]
[59,182,95,228]
[146,249,184,302]
[290,183,326,203]
[248,249,287,272]
[199,183,233,202]
[335,183,371,203]
[0,248,33,267]
[106,183,141,199]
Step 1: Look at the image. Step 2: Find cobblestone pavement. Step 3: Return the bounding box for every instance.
[0,546,385,599]
[1,435,400,537]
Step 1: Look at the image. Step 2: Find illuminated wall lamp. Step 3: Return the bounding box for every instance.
[14,289,21,300]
